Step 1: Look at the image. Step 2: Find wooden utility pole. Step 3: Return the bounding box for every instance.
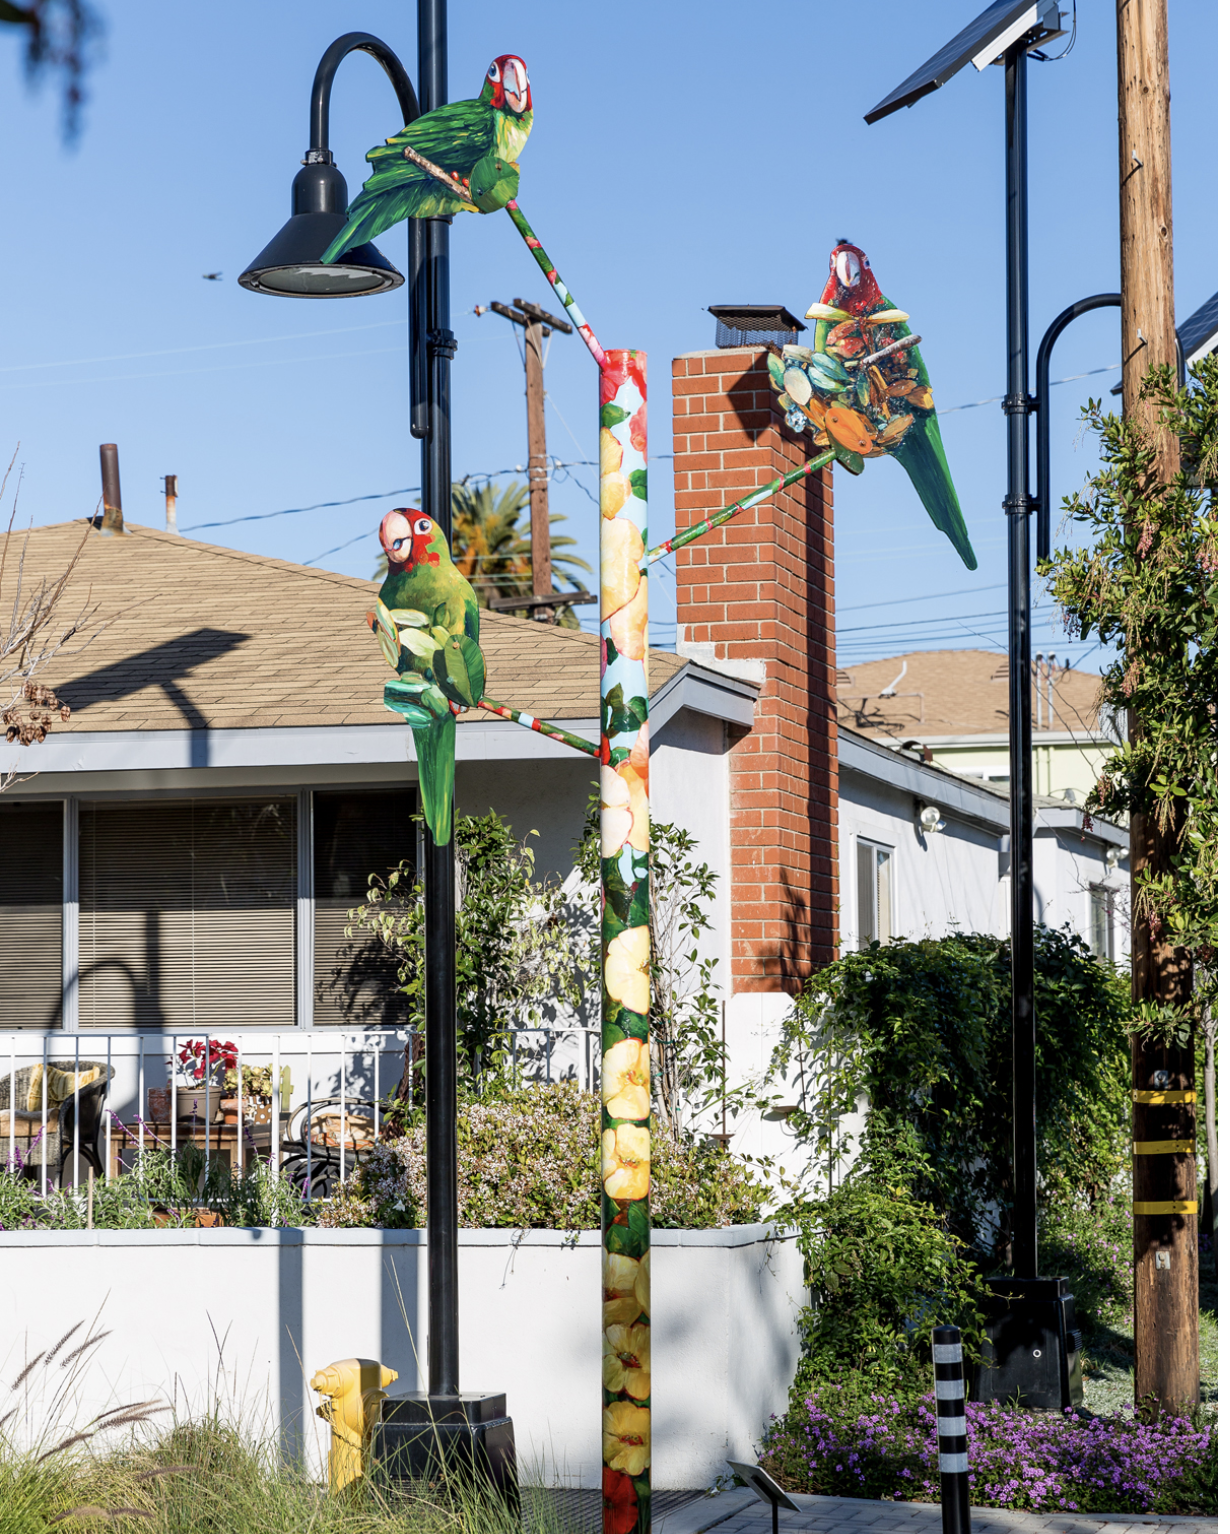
[1117,0,1198,1417]
[521,302,552,608]
[479,297,579,622]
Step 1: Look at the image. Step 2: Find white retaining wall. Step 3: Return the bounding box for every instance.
[0,1223,803,1488]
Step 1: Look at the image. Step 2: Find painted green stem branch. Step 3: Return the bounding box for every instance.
[477,695,600,758]
[645,450,836,565]
[505,200,607,368]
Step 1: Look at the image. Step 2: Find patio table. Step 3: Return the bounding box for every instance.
[110,1119,277,1177]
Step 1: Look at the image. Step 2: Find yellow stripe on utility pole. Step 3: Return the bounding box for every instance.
[1132,1089,1197,1104]
[1134,1140,1196,1156]
[1133,1200,1198,1216]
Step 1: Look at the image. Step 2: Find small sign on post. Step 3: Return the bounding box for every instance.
[726,1461,801,1534]
[932,1325,971,1534]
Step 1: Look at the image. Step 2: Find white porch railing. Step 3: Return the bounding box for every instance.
[0,1025,599,1199]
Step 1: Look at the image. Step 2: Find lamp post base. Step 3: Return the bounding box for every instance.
[376,1392,517,1504]
[968,1277,1083,1410]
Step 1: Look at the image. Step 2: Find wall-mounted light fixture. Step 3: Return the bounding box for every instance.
[918,804,946,835]
[1106,845,1128,874]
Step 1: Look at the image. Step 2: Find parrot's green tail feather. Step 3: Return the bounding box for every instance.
[893,416,978,570]
[413,713,456,847]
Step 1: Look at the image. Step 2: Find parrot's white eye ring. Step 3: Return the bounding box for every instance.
[414,518,432,536]
[488,62,500,78]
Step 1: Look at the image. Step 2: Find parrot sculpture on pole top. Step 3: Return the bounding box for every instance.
[767,239,977,570]
[321,55,533,264]
[369,509,487,846]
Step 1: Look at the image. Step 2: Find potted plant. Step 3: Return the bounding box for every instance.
[169,1038,238,1125]
[221,1062,275,1125]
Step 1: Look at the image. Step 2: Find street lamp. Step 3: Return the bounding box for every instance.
[238,33,413,299]
[240,13,513,1493]
[865,0,1081,1411]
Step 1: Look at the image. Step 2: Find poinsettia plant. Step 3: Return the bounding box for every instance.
[170,1038,238,1089]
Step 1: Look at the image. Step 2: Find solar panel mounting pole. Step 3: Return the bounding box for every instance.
[865,0,1082,1410]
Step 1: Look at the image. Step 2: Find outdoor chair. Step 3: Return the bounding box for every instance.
[0,1061,114,1184]
[279,1096,379,1201]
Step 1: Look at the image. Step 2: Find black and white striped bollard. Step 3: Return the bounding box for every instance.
[932,1325,971,1534]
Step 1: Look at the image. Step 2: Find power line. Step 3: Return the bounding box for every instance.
[837,604,1056,635]
[0,319,403,375]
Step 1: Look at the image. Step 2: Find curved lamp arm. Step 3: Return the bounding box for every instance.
[1035,295,1188,562]
[306,32,429,439]
[1034,293,1120,563]
[310,32,418,152]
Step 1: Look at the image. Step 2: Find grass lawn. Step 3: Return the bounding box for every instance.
[1081,1246,1218,1415]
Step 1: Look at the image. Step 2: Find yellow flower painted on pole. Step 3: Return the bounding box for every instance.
[603,1401,651,1476]
[608,575,648,661]
[615,724,650,852]
[600,764,633,858]
[605,925,650,1016]
[603,1323,651,1400]
[603,1251,645,1327]
[603,1037,651,1121]
[601,515,643,618]
[634,1249,650,1319]
[602,1123,651,1201]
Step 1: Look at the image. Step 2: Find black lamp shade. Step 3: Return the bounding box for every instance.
[238,157,403,298]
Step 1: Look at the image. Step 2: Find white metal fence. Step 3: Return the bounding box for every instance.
[0,1025,599,1198]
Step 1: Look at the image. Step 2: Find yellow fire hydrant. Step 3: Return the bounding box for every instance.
[310,1357,398,1492]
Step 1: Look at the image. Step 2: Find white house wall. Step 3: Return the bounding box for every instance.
[839,771,1007,949]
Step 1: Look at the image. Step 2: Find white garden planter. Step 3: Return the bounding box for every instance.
[0,1222,802,1488]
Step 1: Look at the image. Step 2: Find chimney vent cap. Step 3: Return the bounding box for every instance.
[708,304,807,349]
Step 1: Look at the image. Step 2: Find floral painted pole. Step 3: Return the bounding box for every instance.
[597,349,652,1534]
[508,203,651,1534]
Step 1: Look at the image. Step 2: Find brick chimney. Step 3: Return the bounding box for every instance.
[671,346,839,1006]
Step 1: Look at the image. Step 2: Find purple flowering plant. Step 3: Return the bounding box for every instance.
[760,1385,1216,1515]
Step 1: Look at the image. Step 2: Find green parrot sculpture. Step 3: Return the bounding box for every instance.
[321,54,532,264]
[369,509,486,846]
[767,240,977,570]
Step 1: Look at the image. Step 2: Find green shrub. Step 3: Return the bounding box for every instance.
[784,1126,989,1403]
[1039,1182,1134,1334]
[317,1082,769,1230]
[749,928,1131,1258]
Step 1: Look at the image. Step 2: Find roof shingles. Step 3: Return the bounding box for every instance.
[4,521,685,733]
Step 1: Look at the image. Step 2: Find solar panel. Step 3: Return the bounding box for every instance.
[1177,294,1218,360]
[864,0,1042,123]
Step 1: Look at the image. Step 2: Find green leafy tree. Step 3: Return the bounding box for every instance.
[348,811,588,1087]
[1041,358,1216,1005]
[1042,354,1217,1219]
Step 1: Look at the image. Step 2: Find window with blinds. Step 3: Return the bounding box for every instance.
[313,789,415,1027]
[856,839,893,950]
[0,802,63,1028]
[78,798,296,1029]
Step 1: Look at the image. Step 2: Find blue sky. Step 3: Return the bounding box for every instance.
[0,0,1216,673]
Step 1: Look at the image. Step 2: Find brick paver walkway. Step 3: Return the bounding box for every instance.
[655,1490,1216,1534]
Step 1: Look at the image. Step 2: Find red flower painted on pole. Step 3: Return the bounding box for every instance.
[603,1469,640,1534]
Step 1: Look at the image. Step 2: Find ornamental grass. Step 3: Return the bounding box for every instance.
[759,1386,1217,1516]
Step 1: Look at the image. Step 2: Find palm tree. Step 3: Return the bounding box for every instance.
[374,479,592,626]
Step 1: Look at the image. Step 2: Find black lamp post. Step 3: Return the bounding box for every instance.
[865,0,1081,1409]
[240,9,515,1494]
